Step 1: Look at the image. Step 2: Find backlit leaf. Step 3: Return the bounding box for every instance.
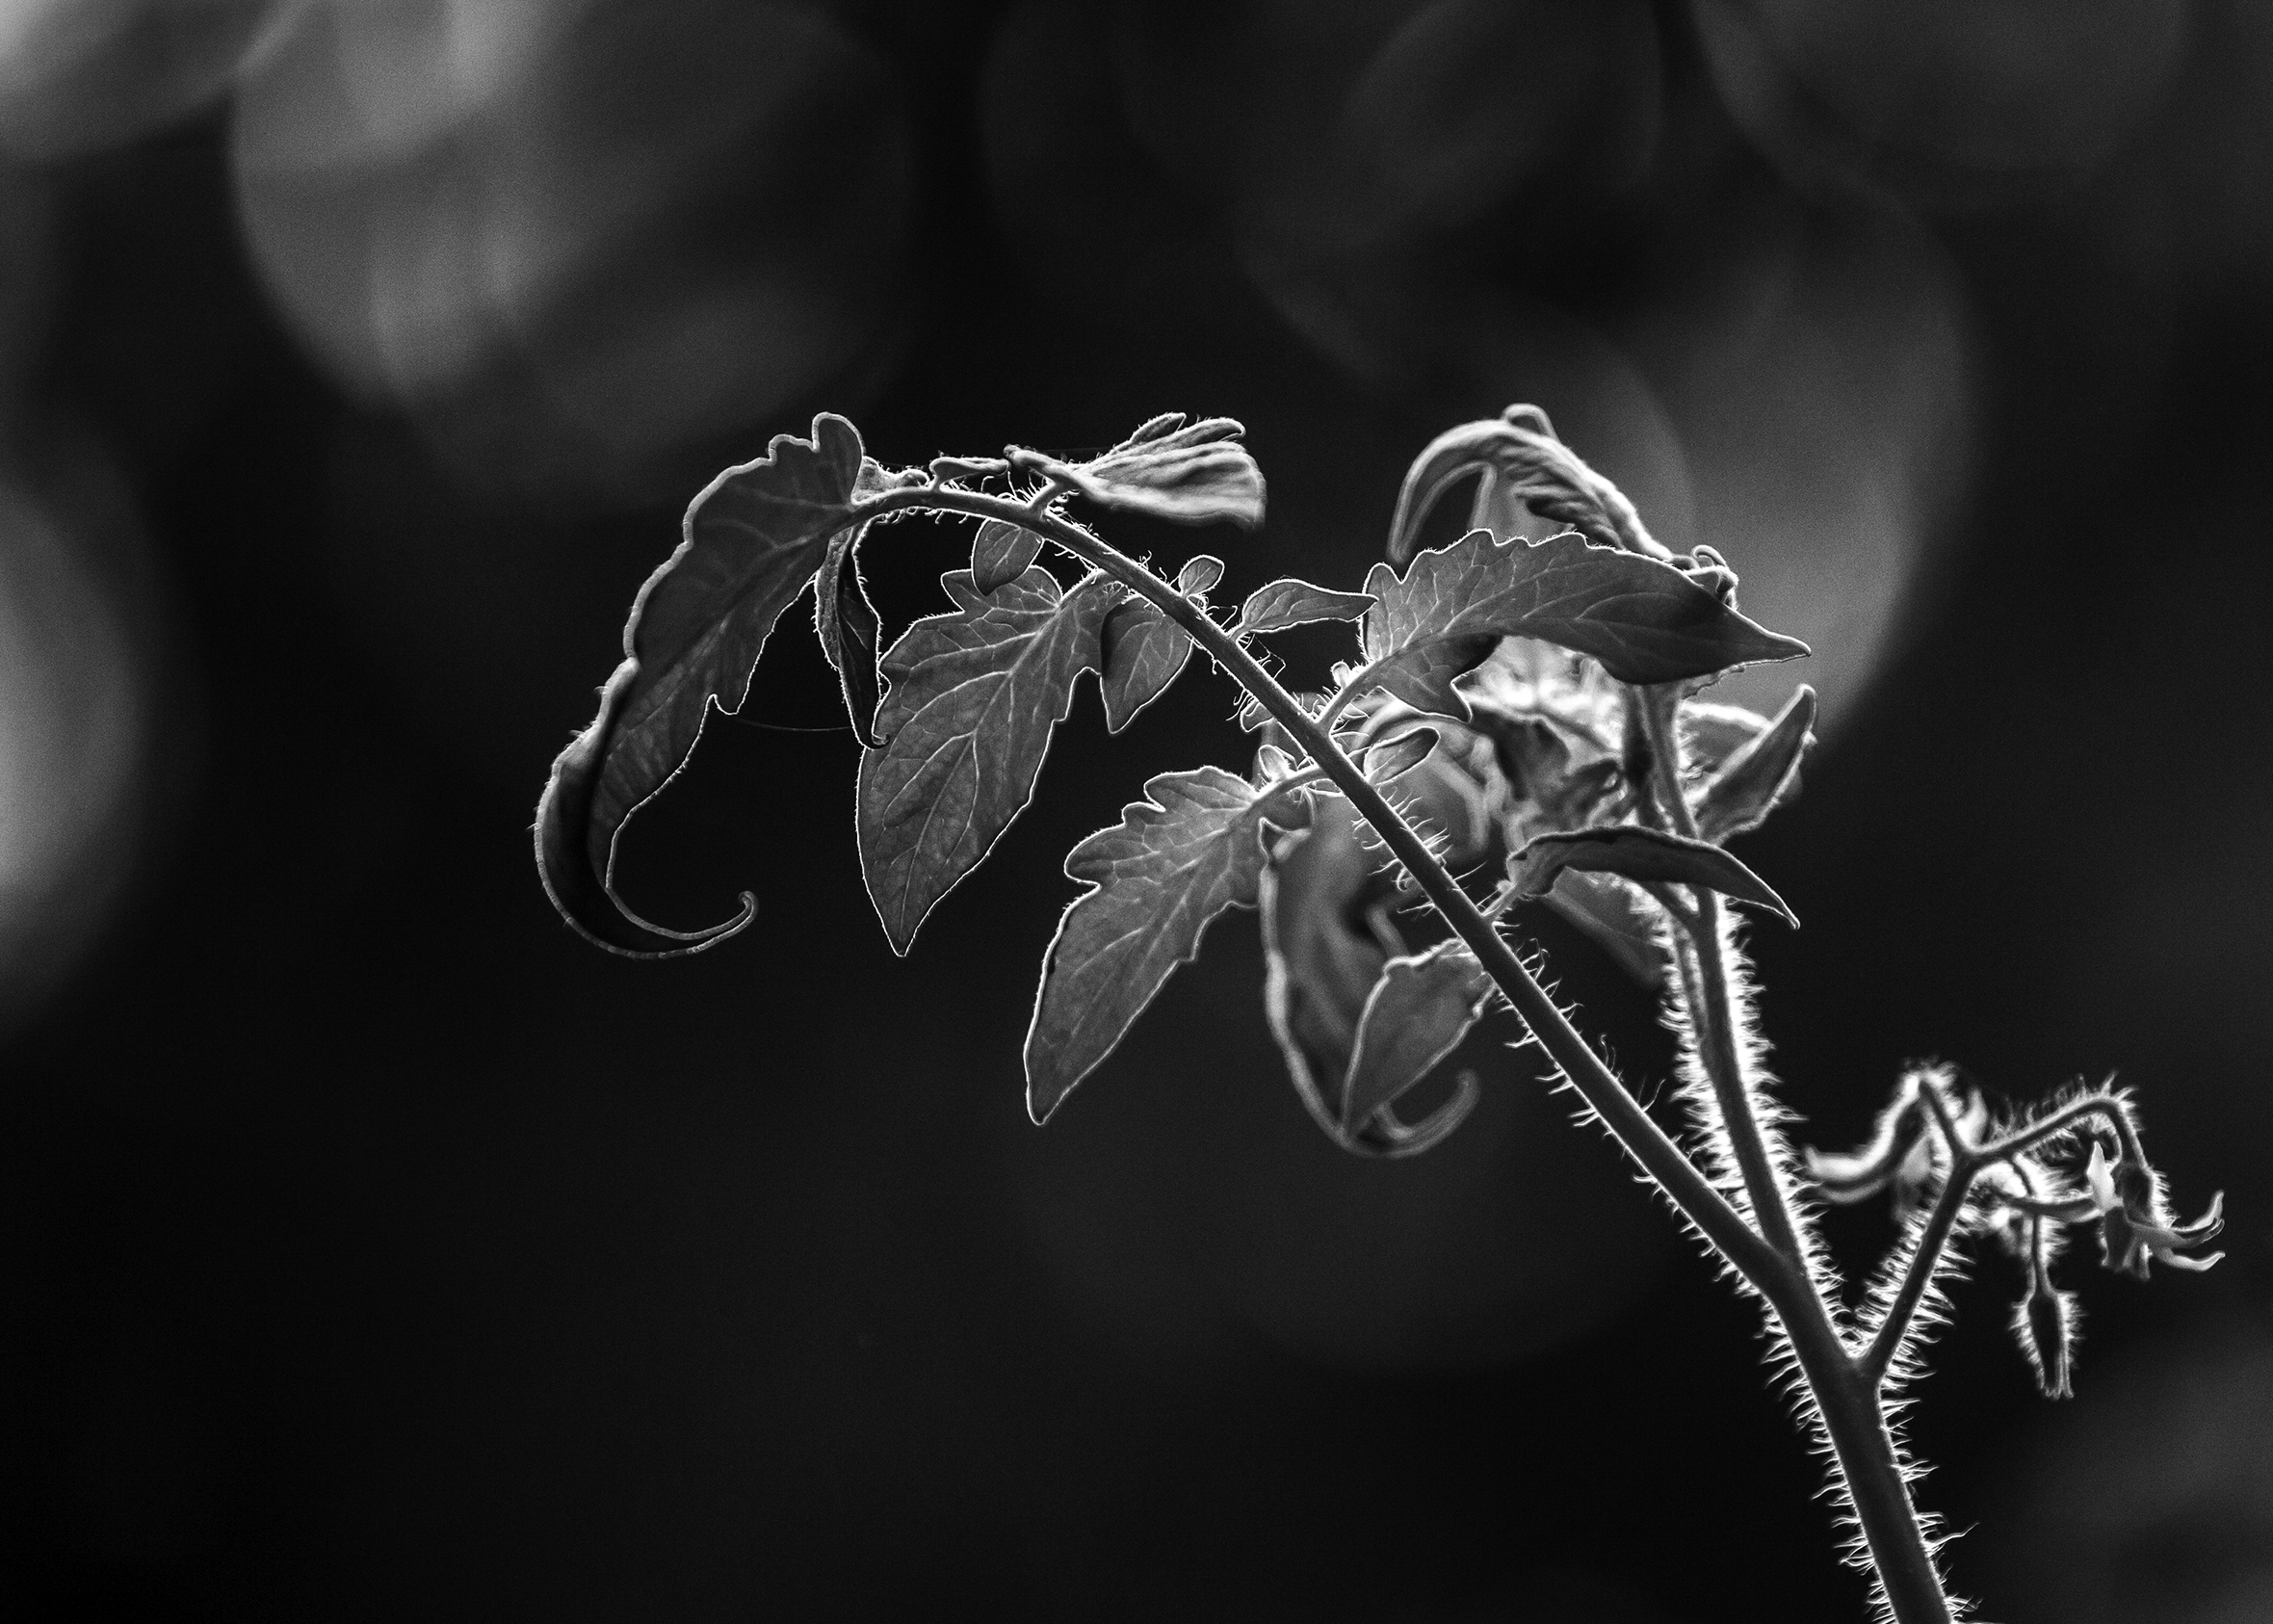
[535,412,862,956]
[1542,869,1663,984]
[1342,941,1494,1131]
[1025,768,1313,1120]
[1695,686,1816,843]
[1021,416,1265,529]
[972,518,1042,594]
[1357,530,1807,716]
[1096,555,1217,734]
[815,494,887,747]
[1509,825,1797,928]
[857,566,1122,953]
[1235,578,1375,636]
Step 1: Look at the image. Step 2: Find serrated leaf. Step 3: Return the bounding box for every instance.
[1342,941,1494,1131]
[1510,825,1796,927]
[1024,768,1313,1120]
[1097,603,1186,733]
[535,412,862,956]
[1235,578,1375,636]
[1695,686,1816,843]
[857,566,1123,953]
[1358,530,1807,716]
[1023,417,1265,529]
[1361,724,1438,783]
[972,518,1043,594]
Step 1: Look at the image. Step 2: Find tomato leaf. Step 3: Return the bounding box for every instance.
[1510,825,1797,927]
[535,412,863,956]
[1235,578,1375,636]
[1542,870,1663,984]
[1095,556,1218,734]
[1259,798,1479,1157]
[815,509,885,747]
[857,565,1122,953]
[1357,530,1808,717]
[1025,768,1313,1120]
[1019,415,1265,529]
[1342,941,1494,1131]
[1386,408,1649,563]
[972,518,1043,594]
[1695,686,1816,843]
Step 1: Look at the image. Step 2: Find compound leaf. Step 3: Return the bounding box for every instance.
[1235,578,1375,636]
[535,412,864,956]
[1358,531,1808,716]
[857,566,1122,954]
[972,518,1043,594]
[1510,825,1797,927]
[1025,768,1313,1121]
[1695,686,1816,843]
[1021,415,1265,529]
[1342,941,1494,1131]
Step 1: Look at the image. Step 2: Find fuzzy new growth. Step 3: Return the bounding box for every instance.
[537,404,2225,1624]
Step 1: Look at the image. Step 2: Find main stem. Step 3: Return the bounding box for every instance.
[867,485,1950,1620]
[1633,687,1953,1624]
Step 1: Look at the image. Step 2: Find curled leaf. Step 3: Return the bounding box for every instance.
[1016,416,1265,529]
[1387,408,1660,563]
[857,566,1122,954]
[1025,768,1313,1121]
[1695,686,1816,843]
[1235,578,1376,636]
[815,503,886,747]
[1342,942,1494,1131]
[972,518,1043,594]
[1509,825,1797,928]
[535,412,863,956]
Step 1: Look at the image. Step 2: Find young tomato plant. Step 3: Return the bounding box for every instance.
[534,408,2223,1623]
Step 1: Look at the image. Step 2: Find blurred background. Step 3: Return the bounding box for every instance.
[0,1,2267,1619]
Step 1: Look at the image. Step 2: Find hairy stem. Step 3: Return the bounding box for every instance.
[1633,684,1955,1623]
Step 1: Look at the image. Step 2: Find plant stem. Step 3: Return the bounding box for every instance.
[1631,684,1955,1624]
[863,485,1954,1621]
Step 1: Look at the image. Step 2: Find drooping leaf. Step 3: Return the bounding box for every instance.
[534,412,864,956]
[1509,825,1797,928]
[857,566,1123,953]
[1357,530,1808,717]
[1025,769,1313,1120]
[1342,941,1495,1131]
[1361,724,1438,783]
[1259,798,1478,1157]
[1018,416,1265,529]
[1387,407,1656,563]
[1235,578,1375,636]
[1695,686,1816,843]
[972,518,1043,594]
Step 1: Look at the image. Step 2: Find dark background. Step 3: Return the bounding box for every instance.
[1,3,2268,1620]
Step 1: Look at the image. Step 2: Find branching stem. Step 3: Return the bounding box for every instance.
[857,483,1954,1624]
